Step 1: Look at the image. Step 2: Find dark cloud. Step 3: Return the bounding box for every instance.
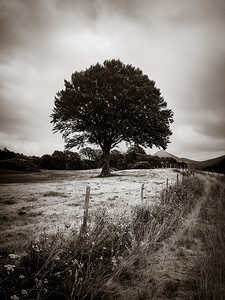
[0,0,224,159]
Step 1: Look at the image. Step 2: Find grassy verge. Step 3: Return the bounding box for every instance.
[0,176,204,299]
[193,180,225,299]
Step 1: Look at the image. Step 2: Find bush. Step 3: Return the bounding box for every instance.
[131,161,151,169]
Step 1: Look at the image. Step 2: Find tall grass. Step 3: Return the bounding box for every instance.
[193,182,225,299]
[132,176,204,245]
[0,176,204,300]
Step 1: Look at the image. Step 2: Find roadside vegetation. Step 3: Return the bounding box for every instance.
[193,178,225,299]
[1,174,214,300]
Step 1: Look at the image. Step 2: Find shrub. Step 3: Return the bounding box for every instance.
[131,161,151,169]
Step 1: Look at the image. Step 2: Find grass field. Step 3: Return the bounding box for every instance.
[0,168,178,250]
[0,169,224,299]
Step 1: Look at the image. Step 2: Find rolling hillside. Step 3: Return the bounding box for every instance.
[153,150,225,172]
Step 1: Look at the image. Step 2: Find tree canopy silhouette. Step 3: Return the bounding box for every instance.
[51,59,173,176]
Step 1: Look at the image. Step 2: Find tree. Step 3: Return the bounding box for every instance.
[79,147,98,161]
[127,145,146,156]
[0,148,14,160]
[51,150,66,169]
[109,149,125,169]
[51,59,174,176]
[40,154,52,169]
[64,150,81,170]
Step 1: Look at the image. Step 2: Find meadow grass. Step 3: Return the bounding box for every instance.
[193,181,225,299]
[0,176,205,299]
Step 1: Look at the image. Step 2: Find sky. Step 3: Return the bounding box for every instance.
[0,0,224,161]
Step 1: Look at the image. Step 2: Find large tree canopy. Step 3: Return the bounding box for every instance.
[51,59,173,176]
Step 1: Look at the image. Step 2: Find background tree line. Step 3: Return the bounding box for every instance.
[0,146,186,172]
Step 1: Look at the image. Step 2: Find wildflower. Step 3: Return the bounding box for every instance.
[21,290,28,296]
[43,288,48,294]
[44,278,48,284]
[19,275,25,279]
[54,256,60,261]
[64,222,71,229]
[75,269,78,282]
[9,254,21,259]
[72,259,79,265]
[54,272,61,277]
[35,279,43,288]
[100,256,103,260]
[103,247,106,250]
[4,264,16,273]
[10,295,19,300]
[111,256,117,269]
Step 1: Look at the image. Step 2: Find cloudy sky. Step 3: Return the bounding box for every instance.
[0,0,224,160]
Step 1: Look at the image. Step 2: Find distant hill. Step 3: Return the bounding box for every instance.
[153,150,225,173]
[183,155,225,169]
[153,150,180,161]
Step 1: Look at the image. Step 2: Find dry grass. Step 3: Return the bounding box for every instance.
[0,174,207,299]
[192,181,225,299]
[0,168,178,252]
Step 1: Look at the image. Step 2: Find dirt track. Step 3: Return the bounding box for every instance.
[140,173,224,299]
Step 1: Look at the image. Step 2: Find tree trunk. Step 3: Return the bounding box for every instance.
[100,148,111,177]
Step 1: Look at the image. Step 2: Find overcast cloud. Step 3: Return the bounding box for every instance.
[0,0,224,160]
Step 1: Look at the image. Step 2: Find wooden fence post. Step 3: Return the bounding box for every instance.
[141,183,144,204]
[81,186,90,235]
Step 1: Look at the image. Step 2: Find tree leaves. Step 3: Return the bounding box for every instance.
[51,59,173,154]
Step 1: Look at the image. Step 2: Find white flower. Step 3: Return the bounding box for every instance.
[9,254,21,259]
[72,259,79,265]
[36,279,43,288]
[111,256,118,270]
[4,264,16,273]
[21,290,28,296]
[10,295,19,300]
[19,275,25,279]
